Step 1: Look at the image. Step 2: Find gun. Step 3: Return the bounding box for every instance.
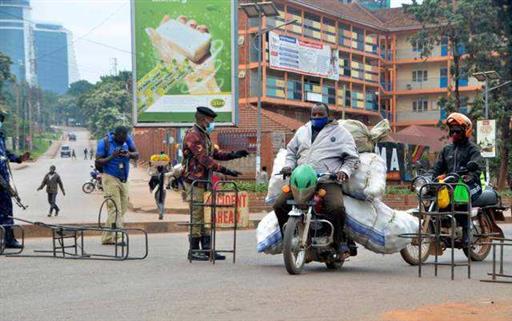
[0,169,28,210]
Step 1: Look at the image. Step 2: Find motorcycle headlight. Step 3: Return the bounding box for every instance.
[412,176,431,196]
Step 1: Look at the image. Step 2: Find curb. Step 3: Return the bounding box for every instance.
[17,220,260,238]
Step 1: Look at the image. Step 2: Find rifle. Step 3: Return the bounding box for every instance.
[0,159,28,210]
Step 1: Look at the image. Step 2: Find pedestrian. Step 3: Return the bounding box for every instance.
[37,165,66,217]
[84,147,88,160]
[256,166,269,185]
[90,148,94,160]
[0,107,30,249]
[95,126,139,245]
[181,106,248,261]
[71,149,76,159]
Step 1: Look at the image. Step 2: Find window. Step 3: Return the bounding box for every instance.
[440,67,448,88]
[322,80,336,105]
[322,18,336,43]
[266,3,285,29]
[287,75,302,100]
[286,7,302,34]
[412,98,428,112]
[304,12,321,40]
[441,37,448,56]
[266,71,285,98]
[338,23,351,48]
[413,40,424,52]
[412,70,428,82]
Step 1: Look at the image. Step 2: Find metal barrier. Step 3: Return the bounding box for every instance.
[400,182,472,280]
[481,238,512,284]
[4,197,148,261]
[180,179,239,264]
[0,224,25,256]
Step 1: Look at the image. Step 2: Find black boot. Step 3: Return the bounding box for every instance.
[348,238,358,256]
[201,235,225,260]
[5,228,22,249]
[188,236,208,261]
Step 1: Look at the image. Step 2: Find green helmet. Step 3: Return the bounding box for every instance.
[290,164,318,205]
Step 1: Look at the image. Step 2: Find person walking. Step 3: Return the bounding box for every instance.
[84,148,88,160]
[181,106,248,261]
[95,126,139,245]
[90,148,94,160]
[71,149,76,159]
[37,165,66,217]
[0,107,30,248]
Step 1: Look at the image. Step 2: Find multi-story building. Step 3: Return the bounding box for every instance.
[238,0,481,131]
[0,0,37,85]
[0,0,76,93]
[33,22,75,94]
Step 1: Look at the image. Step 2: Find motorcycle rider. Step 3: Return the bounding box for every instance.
[274,103,360,258]
[427,112,484,202]
[0,107,30,248]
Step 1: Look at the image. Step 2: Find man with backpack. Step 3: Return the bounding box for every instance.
[95,126,139,245]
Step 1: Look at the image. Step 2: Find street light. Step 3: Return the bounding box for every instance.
[472,70,512,184]
[239,2,294,180]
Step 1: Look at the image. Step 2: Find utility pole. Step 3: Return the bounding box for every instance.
[28,85,33,151]
[111,57,118,76]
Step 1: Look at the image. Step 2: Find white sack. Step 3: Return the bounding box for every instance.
[343,152,387,200]
[344,196,418,254]
[265,148,287,204]
[338,119,391,153]
[256,211,282,254]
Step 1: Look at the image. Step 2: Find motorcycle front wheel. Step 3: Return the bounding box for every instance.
[400,223,432,266]
[82,182,95,194]
[283,216,306,275]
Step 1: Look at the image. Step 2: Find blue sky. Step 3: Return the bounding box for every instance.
[30,0,413,83]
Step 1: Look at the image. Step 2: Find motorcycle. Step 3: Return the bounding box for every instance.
[400,161,506,265]
[281,164,346,275]
[82,166,103,194]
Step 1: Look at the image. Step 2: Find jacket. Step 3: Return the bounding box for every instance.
[181,124,235,183]
[39,173,65,194]
[428,139,484,184]
[284,120,360,178]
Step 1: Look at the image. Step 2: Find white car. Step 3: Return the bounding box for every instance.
[60,145,71,158]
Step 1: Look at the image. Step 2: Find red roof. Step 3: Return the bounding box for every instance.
[391,125,448,152]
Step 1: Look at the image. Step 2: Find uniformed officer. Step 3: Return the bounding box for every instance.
[0,107,30,248]
[182,106,248,261]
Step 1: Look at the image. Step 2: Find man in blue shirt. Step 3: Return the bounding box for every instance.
[95,126,138,245]
[0,108,30,248]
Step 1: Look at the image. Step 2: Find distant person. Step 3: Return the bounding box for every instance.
[84,148,88,160]
[95,126,139,245]
[37,165,66,217]
[90,148,94,160]
[71,149,76,159]
[256,166,269,185]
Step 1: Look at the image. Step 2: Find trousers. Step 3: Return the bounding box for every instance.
[101,174,128,243]
[47,193,60,214]
[184,182,209,238]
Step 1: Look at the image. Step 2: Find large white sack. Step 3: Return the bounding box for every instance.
[265,148,287,204]
[256,211,282,254]
[344,196,418,254]
[343,152,387,200]
[338,119,391,153]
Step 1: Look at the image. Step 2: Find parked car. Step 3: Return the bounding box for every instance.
[60,145,71,158]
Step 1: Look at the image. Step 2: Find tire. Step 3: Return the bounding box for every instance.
[82,182,95,194]
[283,216,306,275]
[400,223,432,266]
[463,215,492,261]
[325,261,344,270]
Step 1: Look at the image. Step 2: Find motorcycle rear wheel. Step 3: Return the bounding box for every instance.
[82,182,95,194]
[463,215,492,261]
[283,216,306,275]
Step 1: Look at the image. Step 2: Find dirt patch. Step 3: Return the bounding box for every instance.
[382,300,512,321]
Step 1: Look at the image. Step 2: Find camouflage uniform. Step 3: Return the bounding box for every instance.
[182,124,234,237]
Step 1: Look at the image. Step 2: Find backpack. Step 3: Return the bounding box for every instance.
[94,135,110,173]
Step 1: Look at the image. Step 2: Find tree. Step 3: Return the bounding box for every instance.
[67,80,93,97]
[406,0,512,189]
[0,51,13,103]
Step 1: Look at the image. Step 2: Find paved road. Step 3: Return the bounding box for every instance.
[12,128,103,223]
[1,226,511,321]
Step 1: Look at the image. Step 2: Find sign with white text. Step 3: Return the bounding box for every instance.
[477,119,496,158]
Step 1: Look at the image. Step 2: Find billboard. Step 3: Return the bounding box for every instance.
[132,0,238,126]
[477,119,496,158]
[268,31,339,80]
[376,142,430,182]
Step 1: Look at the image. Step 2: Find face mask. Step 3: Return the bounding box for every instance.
[206,122,215,133]
[311,117,328,129]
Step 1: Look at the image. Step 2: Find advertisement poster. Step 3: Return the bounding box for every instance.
[132,0,237,126]
[268,31,339,80]
[375,142,430,182]
[477,119,496,158]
